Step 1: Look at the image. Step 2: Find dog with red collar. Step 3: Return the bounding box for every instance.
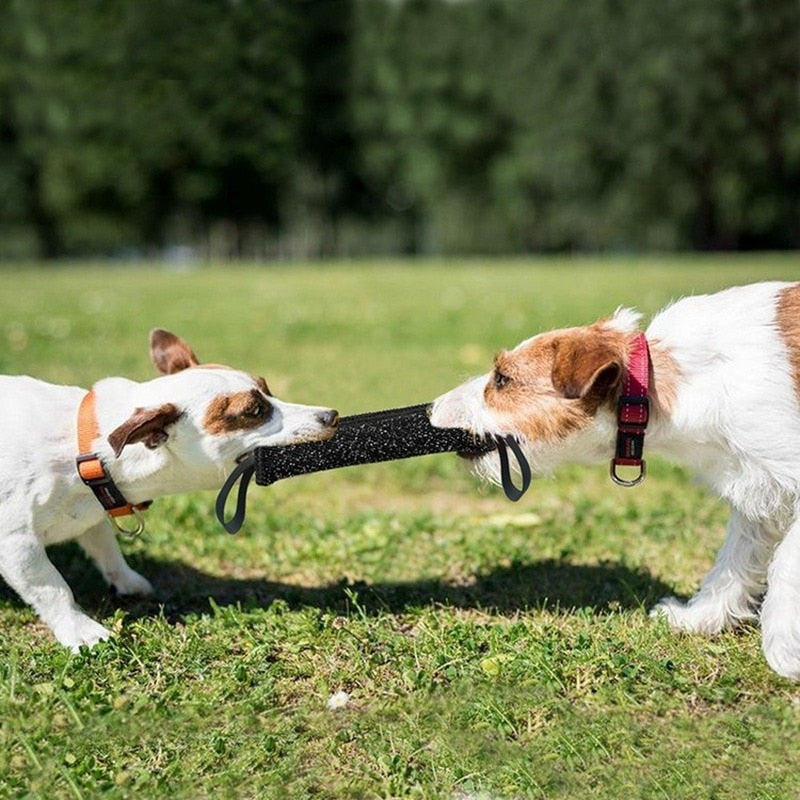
[0,329,337,650]
[431,281,800,680]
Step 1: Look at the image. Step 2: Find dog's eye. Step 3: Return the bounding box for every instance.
[493,370,511,389]
[243,400,271,420]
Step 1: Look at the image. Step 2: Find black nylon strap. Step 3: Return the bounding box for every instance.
[495,435,532,501]
[215,454,256,534]
[76,454,133,512]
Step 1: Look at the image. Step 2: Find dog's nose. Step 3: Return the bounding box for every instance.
[318,409,339,428]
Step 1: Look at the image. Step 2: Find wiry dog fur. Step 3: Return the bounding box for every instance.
[0,330,338,650]
[432,281,800,680]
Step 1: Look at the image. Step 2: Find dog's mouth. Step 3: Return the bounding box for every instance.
[455,432,532,502]
[289,426,339,446]
[457,436,497,460]
[235,450,254,465]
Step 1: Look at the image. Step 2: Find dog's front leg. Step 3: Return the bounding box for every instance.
[652,506,773,635]
[760,512,800,680]
[78,523,154,597]
[0,531,111,650]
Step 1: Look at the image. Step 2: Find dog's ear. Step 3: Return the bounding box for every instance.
[108,404,182,457]
[551,336,623,401]
[150,329,200,375]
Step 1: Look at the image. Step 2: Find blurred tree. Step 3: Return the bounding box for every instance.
[597,0,800,250]
[352,0,515,253]
[1,0,75,257]
[294,0,373,256]
[0,0,302,257]
[174,0,303,254]
[352,0,800,253]
[0,0,797,257]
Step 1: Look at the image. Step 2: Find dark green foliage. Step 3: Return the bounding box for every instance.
[351,0,800,253]
[0,0,302,256]
[0,0,798,257]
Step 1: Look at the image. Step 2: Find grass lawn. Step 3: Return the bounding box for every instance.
[1,254,800,799]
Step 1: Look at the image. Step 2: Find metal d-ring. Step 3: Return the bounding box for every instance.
[109,507,146,538]
[609,459,647,487]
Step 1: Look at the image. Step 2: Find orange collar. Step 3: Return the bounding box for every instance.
[76,390,149,534]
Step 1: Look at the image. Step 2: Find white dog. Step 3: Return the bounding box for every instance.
[432,281,800,680]
[0,329,338,650]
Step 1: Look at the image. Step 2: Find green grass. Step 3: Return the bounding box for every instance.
[2,255,800,799]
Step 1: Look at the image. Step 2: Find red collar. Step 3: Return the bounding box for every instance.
[610,333,650,486]
[76,390,149,535]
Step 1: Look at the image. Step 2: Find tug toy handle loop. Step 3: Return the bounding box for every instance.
[215,454,256,534]
[495,435,532,502]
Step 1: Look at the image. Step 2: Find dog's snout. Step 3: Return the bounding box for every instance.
[318,409,339,428]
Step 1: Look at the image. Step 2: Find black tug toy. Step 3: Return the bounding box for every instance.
[215,403,531,534]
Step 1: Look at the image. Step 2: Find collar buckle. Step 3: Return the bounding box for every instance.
[76,453,131,511]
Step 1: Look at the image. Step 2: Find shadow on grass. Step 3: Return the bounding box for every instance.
[0,543,678,624]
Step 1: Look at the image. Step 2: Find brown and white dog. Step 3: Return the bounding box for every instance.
[0,330,338,650]
[431,281,800,680]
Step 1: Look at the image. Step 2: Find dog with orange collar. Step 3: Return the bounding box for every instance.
[0,329,337,650]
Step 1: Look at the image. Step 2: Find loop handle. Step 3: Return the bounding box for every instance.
[215,454,256,534]
[495,435,532,502]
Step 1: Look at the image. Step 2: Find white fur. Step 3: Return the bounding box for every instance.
[0,333,337,650]
[432,281,800,680]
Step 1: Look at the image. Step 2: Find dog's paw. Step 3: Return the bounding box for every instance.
[762,637,800,681]
[53,615,112,652]
[761,600,800,680]
[650,596,734,636]
[111,568,154,597]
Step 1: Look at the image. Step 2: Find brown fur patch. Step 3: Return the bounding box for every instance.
[253,375,271,395]
[483,320,679,444]
[549,324,627,402]
[777,284,800,399]
[484,324,630,444]
[108,403,182,457]
[150,329,200,375]
[203,389,273,434]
